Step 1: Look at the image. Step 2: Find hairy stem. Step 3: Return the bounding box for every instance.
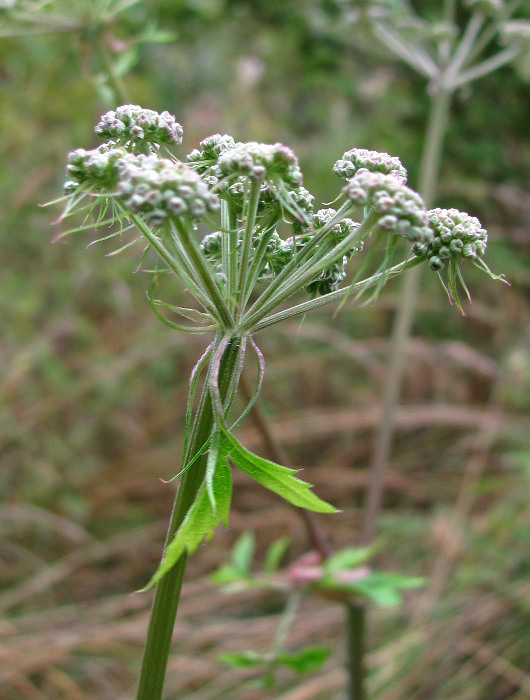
[136,334,244,700]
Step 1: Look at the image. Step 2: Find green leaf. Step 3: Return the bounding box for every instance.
[210,563,249,585]
[142,458,232,590]
[327,571,424,607]
[323,545,379,576]
[231,531,256,575]
[263,536,291,574]
[278,645,330,673]
[221,429,336,514]
[218,650,266,668]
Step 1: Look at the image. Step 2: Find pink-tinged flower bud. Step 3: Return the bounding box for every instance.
[342,169,431,243]
[95,105,183,153]
[333,147,407,184]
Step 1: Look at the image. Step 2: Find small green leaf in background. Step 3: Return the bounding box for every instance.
[142,457,232,590]
[278,645,331,673]
[218,650,266,668]
[330,571,425,607]
[323,545,379,576]
[231,531,256,574]
[221,429,336,514]
[264,536,291,574]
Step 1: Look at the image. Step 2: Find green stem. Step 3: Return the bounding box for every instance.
[250,258,421,334]
[241,210,381,333]
[221,201,238,314]
[173,219,235,330]
[237,179,262,313]
[346,603,365,700]
[362,85,451,546]
[136,334,244,700]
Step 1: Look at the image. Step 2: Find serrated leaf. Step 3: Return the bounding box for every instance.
[263,536,291,574]
[218,650,266,668]
[278,645,330,673]
[221,429,336,514]
[231,531,256,574]
[142,458,232,590]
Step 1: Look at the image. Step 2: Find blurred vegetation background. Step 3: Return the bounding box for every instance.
[1,1,529,698]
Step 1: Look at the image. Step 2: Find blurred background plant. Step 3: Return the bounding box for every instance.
[1,1,529,698]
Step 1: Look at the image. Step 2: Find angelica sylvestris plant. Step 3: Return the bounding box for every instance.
[54,104,504,699]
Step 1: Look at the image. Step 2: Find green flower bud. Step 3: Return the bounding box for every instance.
[333,148,407,184]
[313,208,360,246]
[216,142,303,188]
[343,169,431,243]
[285,187,315,234]
[64,144,128,192]
[115,154,220,225]
[306,257,348,296]
[187,134,238,173]
[429,255,444,271]
[200,230,223,261]
[95,105,183,153]
[414,207,488,268]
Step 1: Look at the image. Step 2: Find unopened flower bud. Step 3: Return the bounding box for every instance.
[333,148,407,184]
[187,134,238,173]
[216,141,303,188]
[414,207,488,269]
[343,169,431,243]
[95,105,183,152]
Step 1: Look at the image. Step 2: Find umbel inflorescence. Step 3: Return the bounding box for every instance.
[57,105,504,328]
[53,105,508,614]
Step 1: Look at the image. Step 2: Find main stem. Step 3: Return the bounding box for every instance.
[136,333,244,700]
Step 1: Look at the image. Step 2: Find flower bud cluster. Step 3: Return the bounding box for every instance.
[64,141,219,226]
[333,148,407,184]
[313,207,360,245]
[412,208,488,271]
[342,169,432,243]
[302,208,362,295]
[200,228,285,283]
[216,142,303,187]
[306,258,348,296]
[187,134,238,173]
[95,105,183,151]
[114,154,220,226]
[64,143,127,193]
